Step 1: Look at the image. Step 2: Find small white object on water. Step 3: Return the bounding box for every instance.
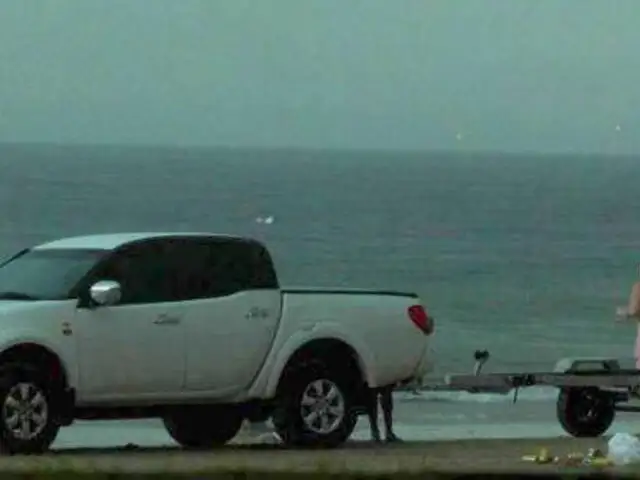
[256,215,275,224]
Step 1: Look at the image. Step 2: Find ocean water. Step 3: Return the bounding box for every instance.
[1,144,639,405]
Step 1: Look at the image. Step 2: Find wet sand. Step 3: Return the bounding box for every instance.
[47,393,640,450]
[1,395,638,474]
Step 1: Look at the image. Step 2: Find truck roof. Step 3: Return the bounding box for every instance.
[33,232,247,251]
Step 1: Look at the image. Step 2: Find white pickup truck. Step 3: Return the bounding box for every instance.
[0,232,433,454]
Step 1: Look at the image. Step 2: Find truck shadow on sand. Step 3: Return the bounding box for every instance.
[47,440,428,456]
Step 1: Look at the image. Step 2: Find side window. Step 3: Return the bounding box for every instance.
[171,239,278,301]
[171,241,234,301]
[241,241,279,290]
[92,242,180,305]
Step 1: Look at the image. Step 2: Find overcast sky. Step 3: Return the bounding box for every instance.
[0,0,638,153]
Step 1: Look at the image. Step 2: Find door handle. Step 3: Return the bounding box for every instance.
[153,314,181,326]
[245,307,270,320]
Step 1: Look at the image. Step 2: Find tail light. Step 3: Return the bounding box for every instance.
[407,304,434,335]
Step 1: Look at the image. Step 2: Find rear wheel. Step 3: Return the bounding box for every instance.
[273,364,357,448]
[164,406,243,448]
[556,387,615,437]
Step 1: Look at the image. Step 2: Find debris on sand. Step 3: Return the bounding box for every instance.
[521,447,613,467]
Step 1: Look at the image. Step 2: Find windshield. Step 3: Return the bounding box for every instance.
[0,248,107,301]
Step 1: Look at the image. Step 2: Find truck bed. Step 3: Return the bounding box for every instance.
[281,286,418,298]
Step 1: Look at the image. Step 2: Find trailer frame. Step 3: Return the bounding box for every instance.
[427,350,640,437]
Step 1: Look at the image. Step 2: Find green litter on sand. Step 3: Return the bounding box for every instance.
[521,447,614,467]
[521,448,556,464]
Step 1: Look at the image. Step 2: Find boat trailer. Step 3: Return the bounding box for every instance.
[432,350,640,437]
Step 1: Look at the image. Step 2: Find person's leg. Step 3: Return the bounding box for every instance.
[380,385,400,442]
[365,388,381,442]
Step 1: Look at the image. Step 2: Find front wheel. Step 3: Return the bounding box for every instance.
[164,406,243,449]
[0,367,61,454]
[556,387,615,437]
[273,364,357,448]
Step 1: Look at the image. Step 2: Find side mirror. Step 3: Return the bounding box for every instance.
[89,280,122,307]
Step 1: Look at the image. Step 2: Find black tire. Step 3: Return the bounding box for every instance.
[556,387,615,437]
[273,363,357,448]
[163,406,243,449]
[0,364,61,454]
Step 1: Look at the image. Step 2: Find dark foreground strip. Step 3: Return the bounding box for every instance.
[0,471,632,480]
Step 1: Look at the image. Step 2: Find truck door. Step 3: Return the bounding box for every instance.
[75,240,186,399]
[175,238,282,395]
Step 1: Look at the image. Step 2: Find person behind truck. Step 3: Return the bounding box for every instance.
[615,264,640,369]
[366,385,400,443]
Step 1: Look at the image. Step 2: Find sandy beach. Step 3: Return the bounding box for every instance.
[0,394,634,474]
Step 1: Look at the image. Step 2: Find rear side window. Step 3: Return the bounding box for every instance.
[172,238,279,301]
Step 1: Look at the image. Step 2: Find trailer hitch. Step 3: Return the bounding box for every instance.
[473,349,490,376]
[468,350,491,393]
[471,350,533,403]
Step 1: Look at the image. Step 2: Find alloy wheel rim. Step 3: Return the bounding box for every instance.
[3,382,48,441]
[299,379,345,434]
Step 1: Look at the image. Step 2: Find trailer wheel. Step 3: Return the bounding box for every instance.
[556,387,615,437]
